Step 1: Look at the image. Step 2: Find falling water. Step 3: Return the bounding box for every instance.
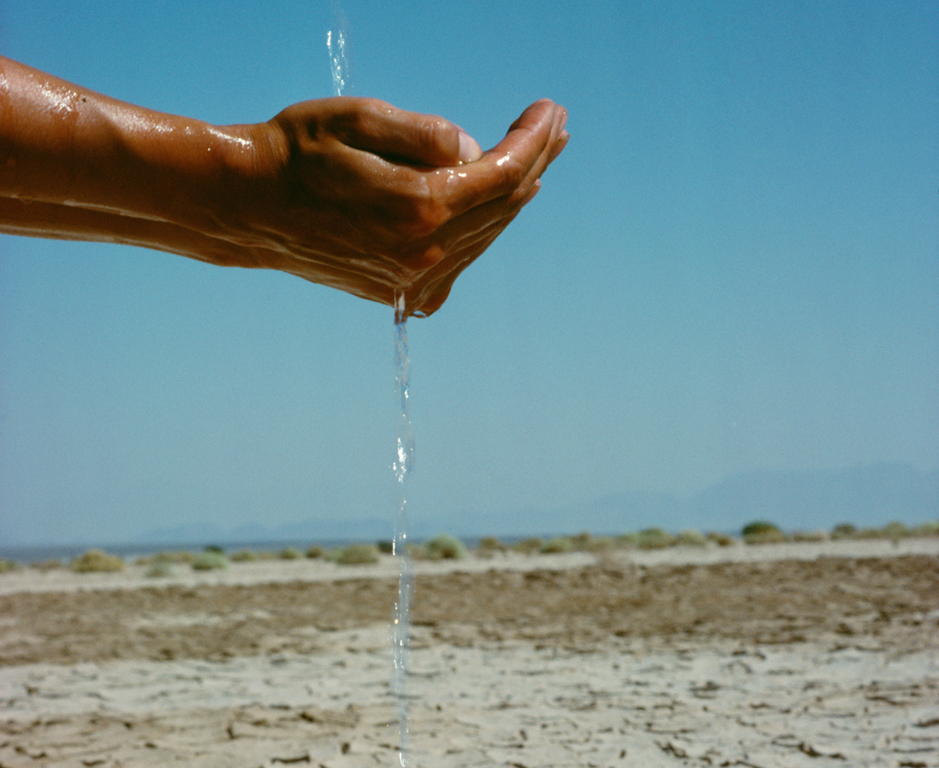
[326,8,351,96]
[326,16,412,763]
[391,292,415,766]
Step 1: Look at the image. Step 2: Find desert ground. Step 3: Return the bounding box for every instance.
[1,538,938,767]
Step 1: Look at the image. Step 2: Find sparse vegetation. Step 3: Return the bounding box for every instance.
[540,536,574,554]
[145,555,173,578]
[331,544,379,565]
[425,534,467,560]
[741,521,786,545]
[511,537,543,555]
[636,528,675,550]
[583,536,617,552]
[912,521,939,537]
[882,521,908,542]
[376,540,395,555]
[791,530,828,542]
[306,545,324,559]
[675,530,708,547]
[706,532,736,547]
[476,536,507,556]
[831,523,857,540]
[191,551,229,571]
[230,549,258,562]
[278,546,303,560]
[136,550,196,566]
[568,532,593,550]
[614,532,640,549]
[70,549,125,573]
[0,558,21,574]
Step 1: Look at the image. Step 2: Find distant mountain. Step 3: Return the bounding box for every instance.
[129,462,939,546]
[687,463,939,533]
[446,462,939,539]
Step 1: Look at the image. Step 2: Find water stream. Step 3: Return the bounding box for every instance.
[327,17,413,763]
[392,292,415,766]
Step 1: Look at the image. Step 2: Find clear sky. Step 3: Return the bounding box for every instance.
[1,0,937,545]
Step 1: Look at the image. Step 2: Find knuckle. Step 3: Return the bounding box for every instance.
[396,183,450,239]
[403,243,446,272]
[416,117,446,153]
[496,155,526,190]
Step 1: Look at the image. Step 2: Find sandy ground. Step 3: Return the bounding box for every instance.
[1,539,938,767]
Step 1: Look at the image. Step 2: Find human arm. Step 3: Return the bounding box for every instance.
[0,56,568,317]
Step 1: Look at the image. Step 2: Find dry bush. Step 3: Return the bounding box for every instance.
[476,536,507,556]
[636,528,675,550]
[332,544,379,565]
[191,552,229,571]
[741,521,787,545]
[540,536,574,554]
[70,550,125,573]
[511,537,543,555]
[425,534,467,560]
[675,529,707,547]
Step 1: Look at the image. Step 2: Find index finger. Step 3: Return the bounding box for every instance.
[327,97,483,166]
[437,99,568,215]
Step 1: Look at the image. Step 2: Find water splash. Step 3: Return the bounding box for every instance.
[326,9,351,96]
[392,291,414,766]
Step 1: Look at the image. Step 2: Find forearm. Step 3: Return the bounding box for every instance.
[0,56,255,252]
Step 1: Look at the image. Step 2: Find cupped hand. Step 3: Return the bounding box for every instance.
[227,97,569,317]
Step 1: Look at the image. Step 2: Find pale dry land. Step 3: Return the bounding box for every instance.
[1,539,938,767]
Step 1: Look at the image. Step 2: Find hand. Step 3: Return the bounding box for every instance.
[0,57,569,317]
[227,97,569,316]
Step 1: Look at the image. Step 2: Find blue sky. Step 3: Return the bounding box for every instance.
[1,0,937,545]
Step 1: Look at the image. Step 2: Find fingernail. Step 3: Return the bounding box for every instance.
[458,130,483,163]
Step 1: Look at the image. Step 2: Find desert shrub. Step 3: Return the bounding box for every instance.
[882,521,908,541]
[511,537,543,555]
[476,536,506,554]
[911,521,939,537]
[306,545,324,559]
[583,536,616,552]
[425,534,467,560]
[675,530,707,547]
[230,549,258,562]
[70,550,125,573]
[0,558,21,574]
[191,551,229,571]
[636,528,675,550]
[332,544,379,565]
[540,536,574,554]
[145,556,173,578]
[742,521,786,544]
[569,532,593,550]
[614,532,640,549]
[138,550,195,564]
[376,540,395,554]
[278,546,303,560]
[705,532,736,547]
[831,523,857,540]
